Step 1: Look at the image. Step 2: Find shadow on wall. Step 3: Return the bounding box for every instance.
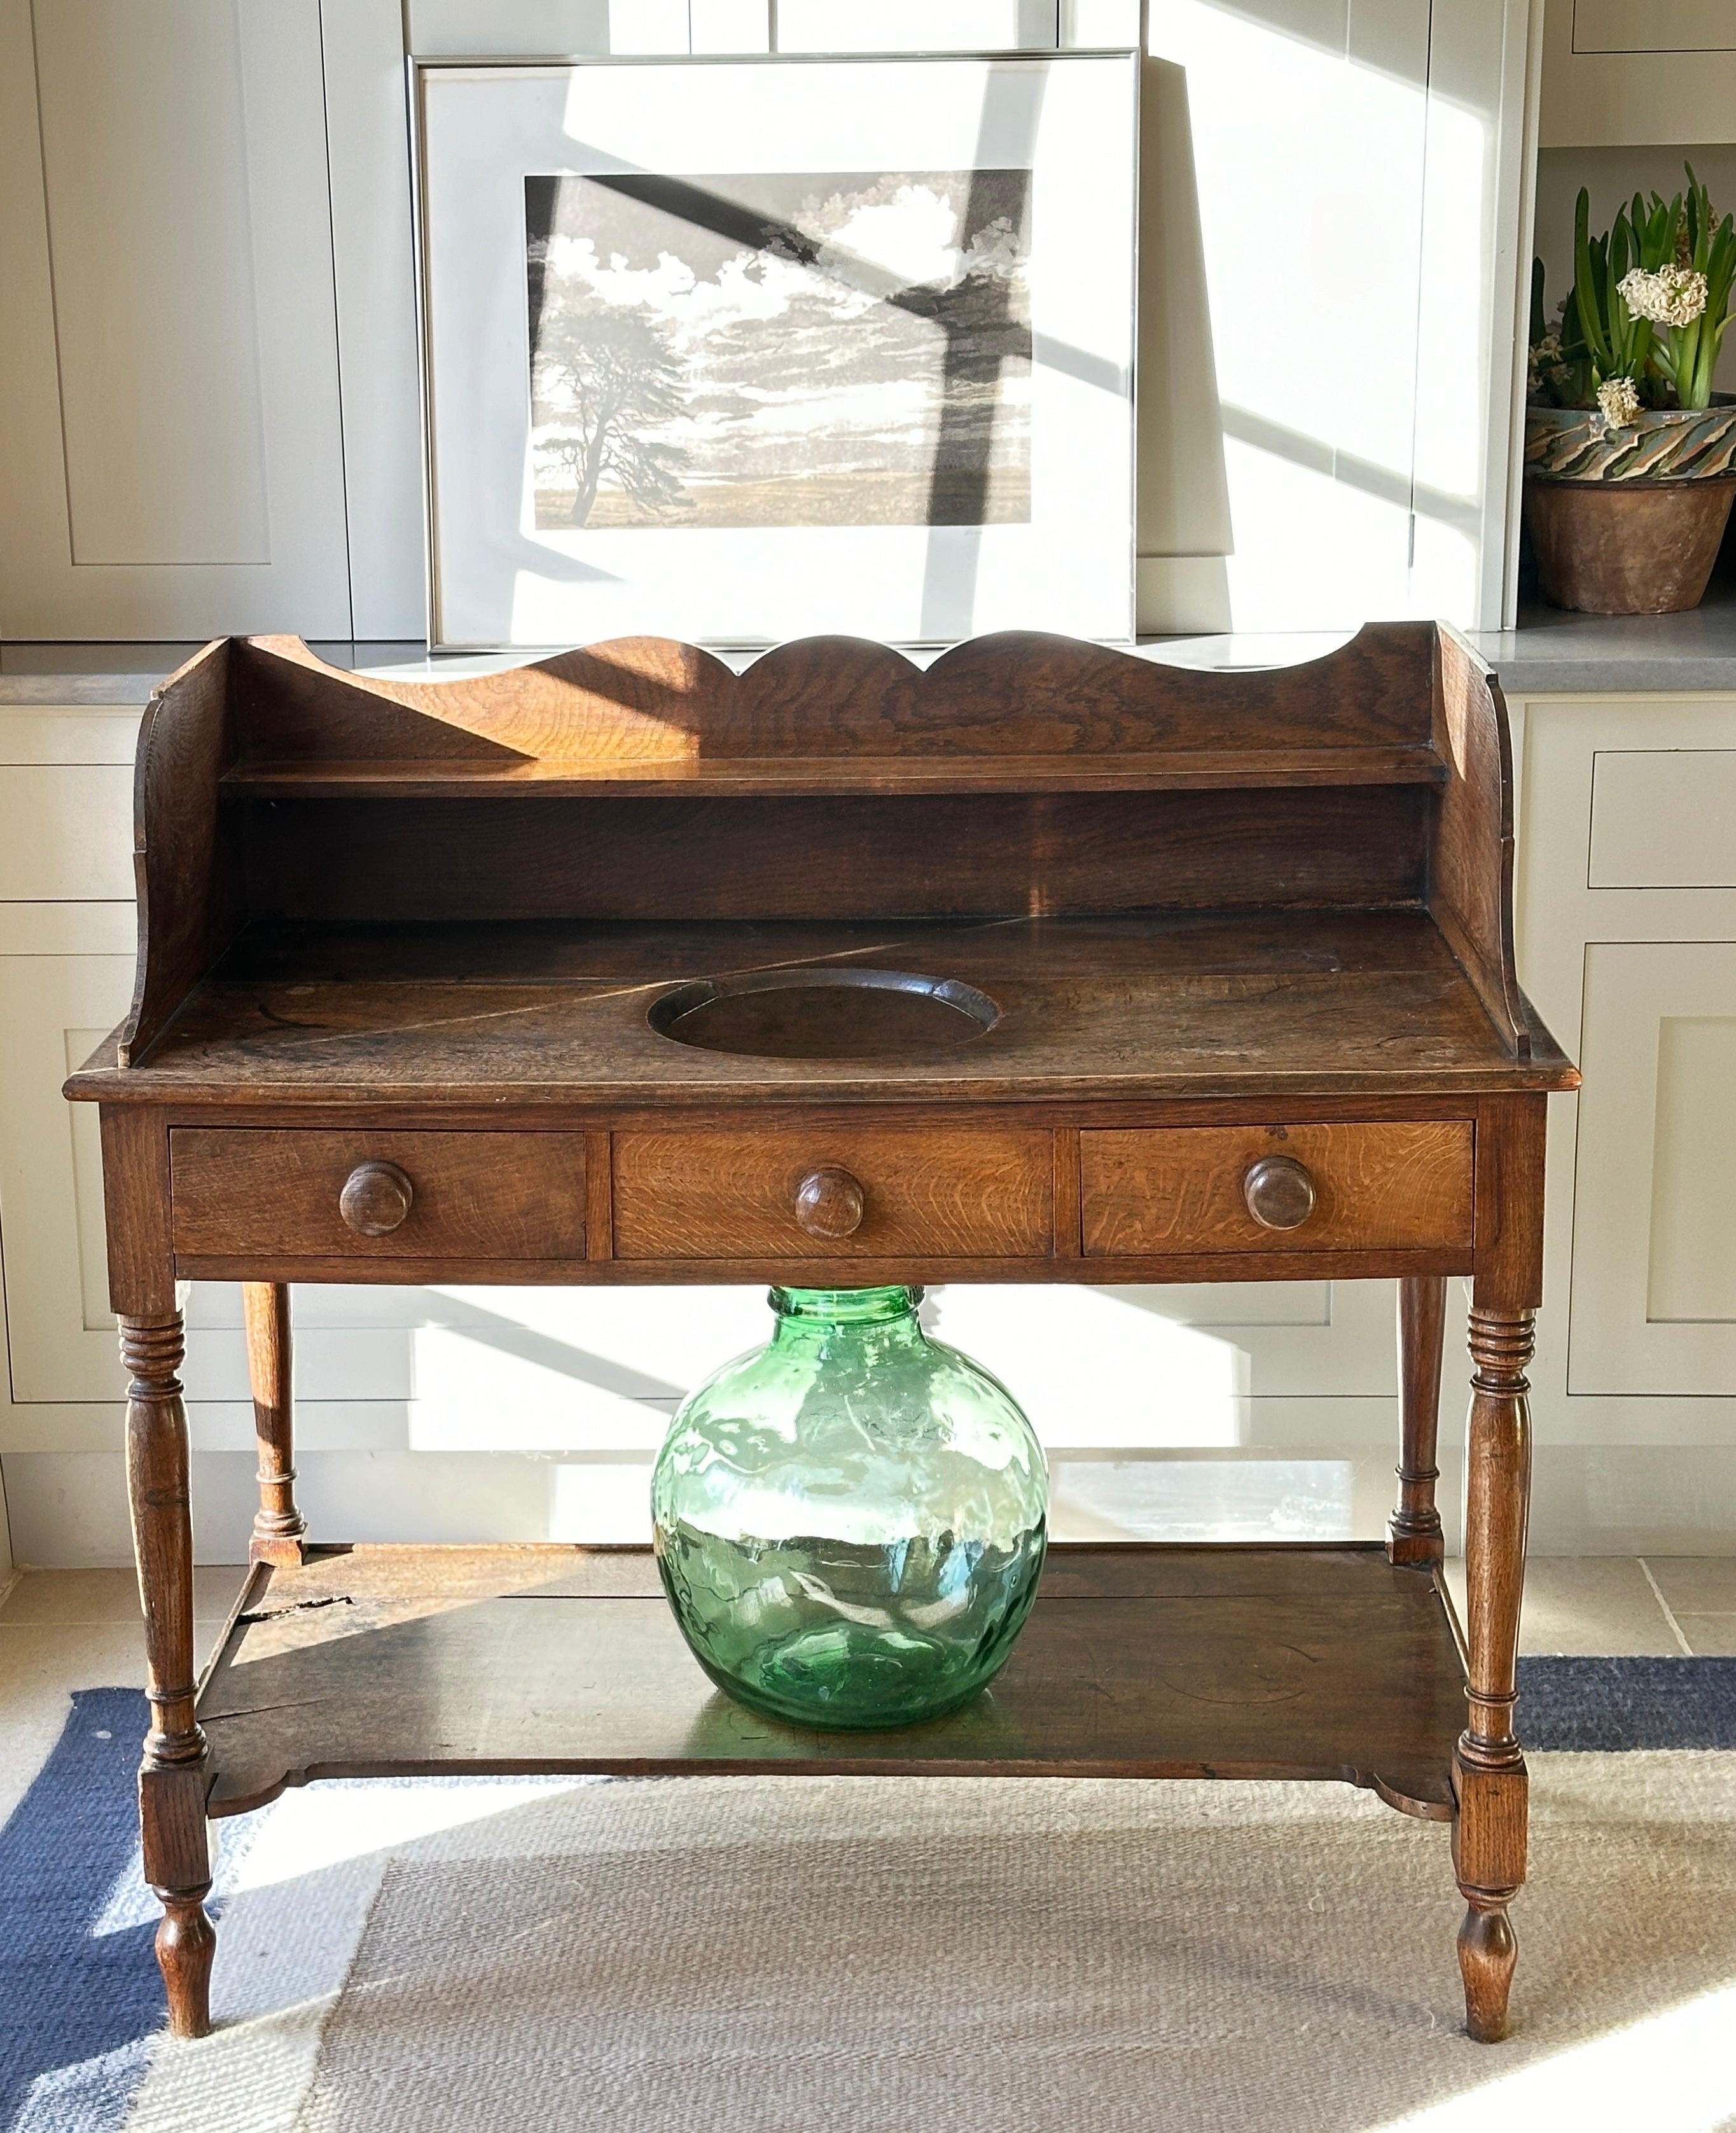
[1136,53,1233,636]
[1139,0,1504,637]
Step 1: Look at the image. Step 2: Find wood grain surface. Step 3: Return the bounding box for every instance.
[1431,630,1528,1055]
[70,622,1570,2053]
[120,639,241,1067]
[1391,1275,1448,1567]
[220,744,1447,798]
[196,1542,1467,1818]
[613,1127,1053,1260]
[242,1281,305,1566]
[169,1129,588,1260]
[230,625,1438,763]
[239,786,1429,925]
[1080,1122,1475,1256]
[69,912,1577,1109]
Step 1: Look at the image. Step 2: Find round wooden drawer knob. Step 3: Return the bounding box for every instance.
[795,1167,865,1240]
[340,1160,415,1237]
[1243,1154,1317,1231]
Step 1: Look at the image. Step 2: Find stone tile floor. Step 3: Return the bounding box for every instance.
[1,1555,1733,1823]
[1441,1555,1736,1658]
[0,1563,246,1829]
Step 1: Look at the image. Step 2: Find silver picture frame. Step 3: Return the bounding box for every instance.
[413,50,1138,650]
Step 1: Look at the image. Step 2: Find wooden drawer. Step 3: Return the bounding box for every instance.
[1080,1122,1473,1257]
[612,1129,1052,1261]
[170,1130,588,1259]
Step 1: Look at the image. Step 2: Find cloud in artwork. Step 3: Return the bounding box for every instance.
[525,169,1033,531]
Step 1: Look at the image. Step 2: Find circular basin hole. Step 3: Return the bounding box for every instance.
[648,968,999,1060]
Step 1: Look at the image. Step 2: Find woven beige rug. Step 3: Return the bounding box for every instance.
[129,1756,1736,2132]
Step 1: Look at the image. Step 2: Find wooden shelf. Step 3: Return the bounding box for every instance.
[197,1541,1467,1820]
[218,745,1449,800]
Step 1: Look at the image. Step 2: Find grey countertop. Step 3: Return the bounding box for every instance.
[8,592,1736,701]
[1470,583,1736,695]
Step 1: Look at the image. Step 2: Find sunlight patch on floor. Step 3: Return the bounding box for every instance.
[1378,1977,1736,2131]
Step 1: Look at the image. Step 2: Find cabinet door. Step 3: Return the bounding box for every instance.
[1569,941,1736,1395]
[1571,2,1736,55]
[0,0,351,636]
[1541,1,1736,145]
[0,954,137,1400]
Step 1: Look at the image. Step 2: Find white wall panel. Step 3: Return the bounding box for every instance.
[775,1,1059,50]
[1142,0,1428,632]
[406,0,610,53]
[1411,0,1536,632]
[319,0,429,639]
[1139,0,1536,634]
[690,0,769,52]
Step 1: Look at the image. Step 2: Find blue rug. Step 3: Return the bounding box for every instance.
[0,1690,168,2133]
[1519,1655,1736,1750]
[4,1667,1735,2130]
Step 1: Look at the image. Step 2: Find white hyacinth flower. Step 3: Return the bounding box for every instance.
[1617,265,1709,326]
[1526,331,1563,395]
[1597,375,1642,429]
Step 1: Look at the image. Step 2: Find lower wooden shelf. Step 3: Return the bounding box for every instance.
[197,1541,1468,1821]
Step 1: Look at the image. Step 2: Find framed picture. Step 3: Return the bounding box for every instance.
[415,53,1137,649]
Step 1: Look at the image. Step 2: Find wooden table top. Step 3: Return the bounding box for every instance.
[72,910,1575,1109]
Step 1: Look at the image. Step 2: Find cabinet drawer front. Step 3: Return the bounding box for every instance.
[1588,748,1736,887]
[613,1130,1052,1261]
[170,1130,587,1258]
[0,764,135,900]
[1080,1123,1473,1257]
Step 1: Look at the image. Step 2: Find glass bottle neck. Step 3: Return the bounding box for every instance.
[769,1284,924,1330]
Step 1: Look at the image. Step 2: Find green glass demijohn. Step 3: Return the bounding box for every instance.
[651,1286,1048,1730]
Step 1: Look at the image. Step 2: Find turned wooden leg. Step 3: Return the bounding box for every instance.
[1452,1303,1532,2043]
[244,1282,306,1566]
[123,1313,216,2040]
[1389,1275,1447,1566]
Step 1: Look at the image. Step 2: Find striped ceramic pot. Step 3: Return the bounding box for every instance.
[1525,401,1736,482]
[1523,401,1736,614]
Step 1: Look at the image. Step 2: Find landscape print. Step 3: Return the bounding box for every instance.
[524,169,1032,531]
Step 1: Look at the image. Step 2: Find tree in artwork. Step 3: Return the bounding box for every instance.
[524,169,1032,531]
[530,298,694,526]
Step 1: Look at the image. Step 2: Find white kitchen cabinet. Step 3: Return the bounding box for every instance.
[1541,1,1736,146]
[1571,942,1736,1395]
[0,947,138,1402]
[0,0,351,638]
[1510,691,1736,1548]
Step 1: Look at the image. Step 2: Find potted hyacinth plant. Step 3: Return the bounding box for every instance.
[1525,166,1736,614]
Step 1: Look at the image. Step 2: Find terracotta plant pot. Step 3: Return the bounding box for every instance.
[1523,401,1736,615]
[1523,475,1736,615]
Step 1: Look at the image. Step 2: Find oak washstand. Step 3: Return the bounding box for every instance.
[66,623,1577,2046]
